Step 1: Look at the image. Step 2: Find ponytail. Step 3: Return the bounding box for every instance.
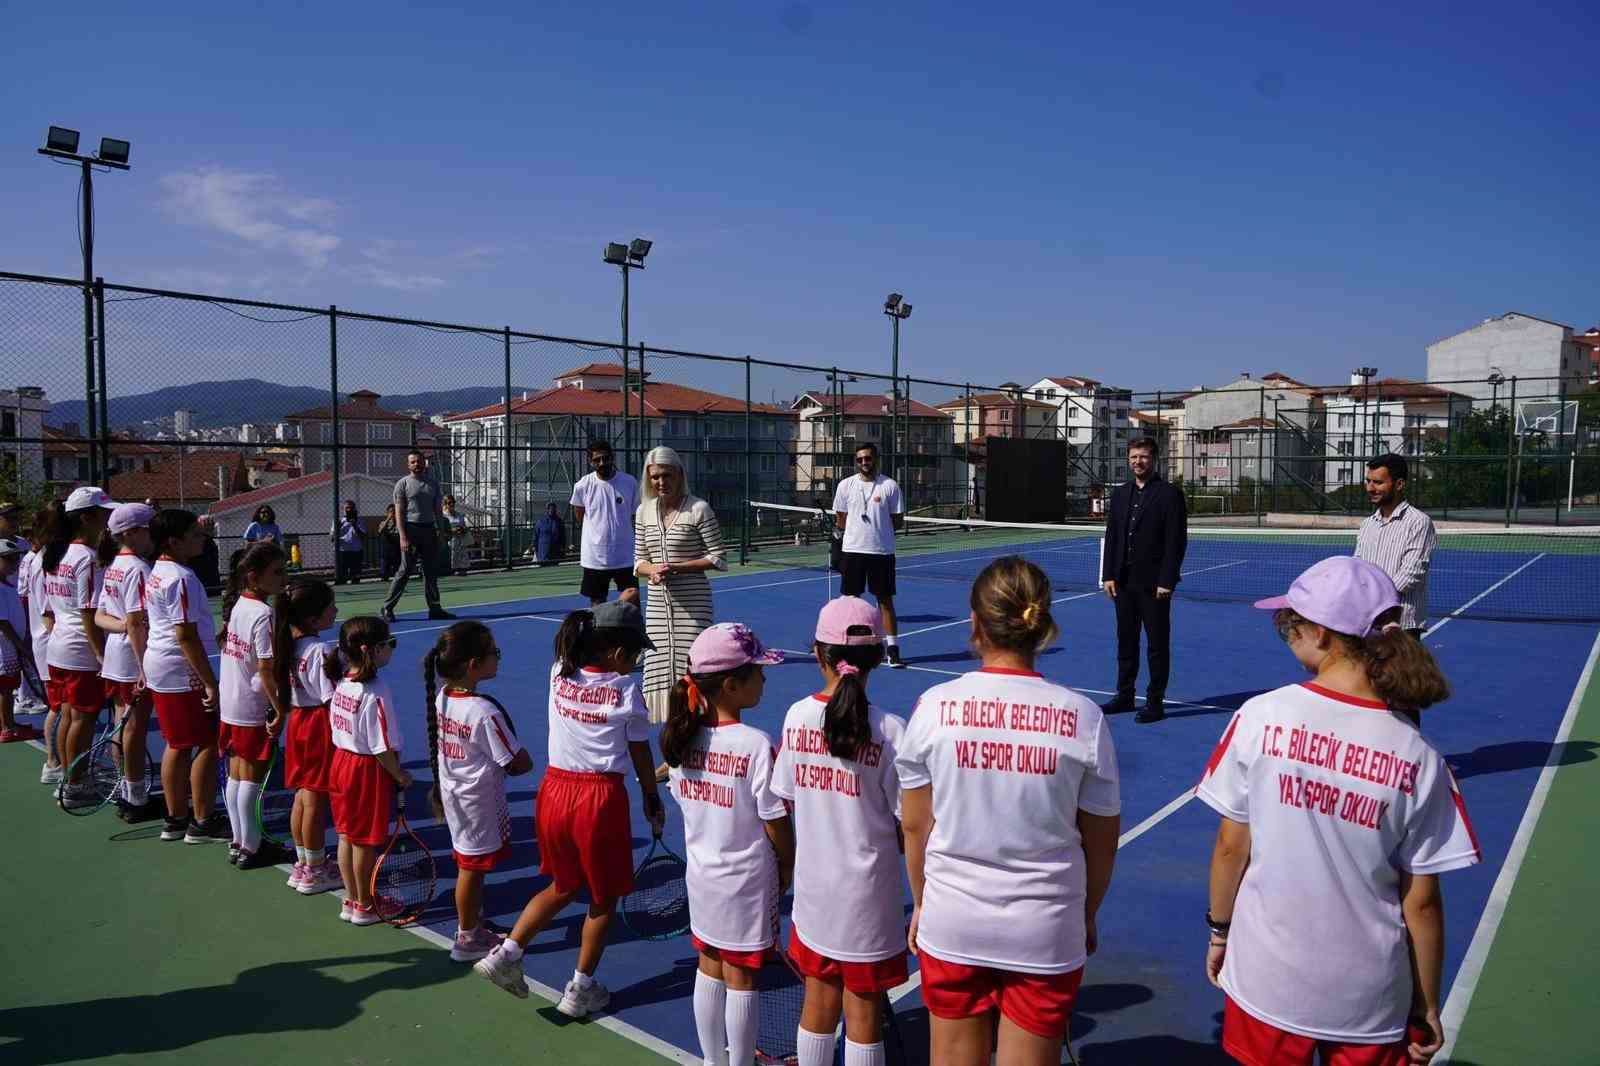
[659,664,758,768]
[273,579,335,708]
[553,609,595,678]
[95,528,118,567]
[424,648,445,820]
[223,541,287,633]
[39,502,72,574]
[816,639,883,760]
[334,616,389,684]
[1359,620,1450,711]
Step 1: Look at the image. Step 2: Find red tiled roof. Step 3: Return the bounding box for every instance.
[1215,417,1276,431]
[42,427,167,458]
[1044,375,1100,390]
[795,392,950,420]
[1321,378,1470,402]
[284,390,418,423]
[446,382,790,422]
[107,451,250,505]
[1131,412,1171,425]
[207,471,332,516]
[934,393,1056,411]
[553,363,627,378]
[1260,371,1313,387]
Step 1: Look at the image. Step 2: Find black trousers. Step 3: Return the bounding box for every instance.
[335,549,364,584]
[383,523,441,612]
[1115,577,1171,702]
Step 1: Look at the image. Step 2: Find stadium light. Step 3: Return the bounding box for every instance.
[604,236,654,473]
[628,238,652,263]
[36,123,133,484]
[883,292,915,484]
[603,242,629,266]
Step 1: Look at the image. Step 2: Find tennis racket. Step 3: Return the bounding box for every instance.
[371,791,437,927]
[755,865,806,1066]
[3,628,46,707]
[620,826,690,940]
[58,708,122,816]
[254,741,294,848]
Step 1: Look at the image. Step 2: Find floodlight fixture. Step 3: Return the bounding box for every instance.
[603,242,629,266]
[628,238,652,262]
[46,126,80,154]
[98,137,131,166]
[884,293,902,311]
[900,302,913,318]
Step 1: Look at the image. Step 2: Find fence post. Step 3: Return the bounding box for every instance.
[637,343,647,466]
[1271,397,1279,514]
[622,341,631,478]
[1256,387,1265,525]
[1441,394,1451,520]
[742,356,752,565]
[1503,376,1517,526]
[503,327,514,570]
[329,306,340,578]
[1556,376,1568,525]
[94,279,110,483]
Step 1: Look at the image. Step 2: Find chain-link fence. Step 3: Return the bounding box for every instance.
[3,267,1596,586]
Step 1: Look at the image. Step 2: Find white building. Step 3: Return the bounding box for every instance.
[1426,312,1591,405]
[1320,377,1471,491]
[1023,376,1135,492]
[1,386,49,488]
[207,471,394,572]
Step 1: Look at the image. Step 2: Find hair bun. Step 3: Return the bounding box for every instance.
[1021,601,1043,628]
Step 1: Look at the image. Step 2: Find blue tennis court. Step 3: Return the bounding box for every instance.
[296,525,1600,1064]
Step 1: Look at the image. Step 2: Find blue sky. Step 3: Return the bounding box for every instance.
[3,0,1595,405]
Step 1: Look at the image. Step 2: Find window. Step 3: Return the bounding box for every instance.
[867,423,880,438]
[370,423,394,441]
[1336,440,1352,456]
[1380,412,1393,426]
[372,451,392,471]
[319,424,333,443]
[1337,468,1352,484]
[759,454,776,472]
[1337,413,1353,428]
[1,411,13,437]
[77,457,89,480]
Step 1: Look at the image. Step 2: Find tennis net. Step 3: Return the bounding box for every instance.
[744,501,1600,625]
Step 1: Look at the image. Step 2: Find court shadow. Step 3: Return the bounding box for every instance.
[1078,1035,1232,1064]
[1166,690,1269,720]
[0,947,454,1065]
[603,953,701,1011]
[897,614,954,624]
[1447,739,1598,781]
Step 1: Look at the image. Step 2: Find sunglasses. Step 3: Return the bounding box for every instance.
[371,637,397,650]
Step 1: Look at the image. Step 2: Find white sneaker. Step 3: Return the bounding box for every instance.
[40,763,62,785]
[297,861,344,896]
[339,897,355,922]
[449,925,504,963]
[348,901,382,927]
[557,977,610,1018]
[473,944,529,998]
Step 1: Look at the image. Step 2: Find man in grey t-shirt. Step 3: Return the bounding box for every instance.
[381,449,455,622]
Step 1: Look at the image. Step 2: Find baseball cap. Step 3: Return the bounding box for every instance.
[589,600,655,649]
[688,622,783,674]
[815,596,883,646]
[64,486,117,513]
[0,537,23,557]
[109,502,156,535]
[1253,556,1401,638]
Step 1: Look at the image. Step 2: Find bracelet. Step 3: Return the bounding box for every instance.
[1205,910,1231,936]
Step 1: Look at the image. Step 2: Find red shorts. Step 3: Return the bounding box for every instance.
[330,749,395,846]
[48,666,104,714]
[103,679,152,709]
[0,672,17,694]
[789,930,909,995]
[218,722,274,763]
[1223,997,1427,1066]
[454,842,512,873]
[918,952,1083,1039]
[153,689,218,749]
[536,767,633,900]
[284,704,334,792]
[691,934,767,971]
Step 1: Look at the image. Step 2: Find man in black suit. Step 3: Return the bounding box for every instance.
[1100,436,1187,723]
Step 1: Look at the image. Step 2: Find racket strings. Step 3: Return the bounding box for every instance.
[374,833,436,923]
[622,854,690,939]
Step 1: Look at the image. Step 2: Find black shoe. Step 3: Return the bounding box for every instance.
[1100,695,1137,714]
[380,607,396,623]
[237,840,296,870]
[185,811,232,844]
[1135,701,1166,724]
[116,796,164,824]
[160,815,188,841]
[886,646,906,669]
[428,608,457,621]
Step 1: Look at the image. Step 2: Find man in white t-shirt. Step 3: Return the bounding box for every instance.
[569,440,640,607]
[832,443,906,668]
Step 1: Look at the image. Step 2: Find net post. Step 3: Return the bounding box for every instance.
[503,326,514,571]
[1503,376,1517,527]
[329,305,341,579]
[742,355,752,566]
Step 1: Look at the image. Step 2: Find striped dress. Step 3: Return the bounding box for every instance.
[635,495,727,722]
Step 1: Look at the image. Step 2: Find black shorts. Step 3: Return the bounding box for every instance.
[840,552,896,599]
[581,566,640,600]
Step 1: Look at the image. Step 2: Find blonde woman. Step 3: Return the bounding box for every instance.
[633,446,725,723]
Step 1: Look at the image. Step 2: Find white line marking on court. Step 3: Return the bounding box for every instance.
[1422,553,1546,639]
[1435,627,1600,1065]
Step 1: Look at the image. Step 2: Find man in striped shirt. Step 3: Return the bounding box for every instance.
[1354,453,1437,635]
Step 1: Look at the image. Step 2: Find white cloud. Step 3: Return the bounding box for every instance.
[352,265,447,292]
[161,167,340,266]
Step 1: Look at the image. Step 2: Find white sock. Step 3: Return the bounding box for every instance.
[224,776,242,845]
[296,846,310,865]
[884,635,900,648]
[127,778,148,805]
[237,781,263,854]
[692,972,729,1066]
[499,939,524,961]
[844,1038,885,1066]
[798,1026,837,1066]
[572,968,594,990]
[724,989,758,1066]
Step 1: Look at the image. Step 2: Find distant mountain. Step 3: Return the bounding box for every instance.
[47,380,539,431]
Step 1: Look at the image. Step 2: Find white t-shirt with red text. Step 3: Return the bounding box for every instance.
[545,663,650,775]
[289,635,336,708]
[97,552,152,683]
[668,720,788,953]
[44,543,102,672]
[330,676,402,756]
[220,594,275,727]
[771,694,908,962]
[142,558,218,693]
[435,689,521,856]
[21,550,49,672]
[1196,681,1481,1043]
[895,667,1120,975]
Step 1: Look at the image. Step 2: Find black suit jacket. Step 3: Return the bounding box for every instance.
[1100,476,1188,590]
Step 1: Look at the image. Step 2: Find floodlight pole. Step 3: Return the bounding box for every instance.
[884,295,912,486]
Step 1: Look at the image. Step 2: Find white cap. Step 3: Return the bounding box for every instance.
[64,486,117,513]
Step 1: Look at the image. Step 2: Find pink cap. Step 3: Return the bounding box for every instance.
[815,596,883,646]
[688,622,783,674]
[108,502,156,535]
[1254,556,1401,637]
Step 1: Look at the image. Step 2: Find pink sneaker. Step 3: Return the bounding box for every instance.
[285,862,307,889]
[297,860,344,896]
[339,897,355,922]
[349,901,382,927]
[449,925,504,962]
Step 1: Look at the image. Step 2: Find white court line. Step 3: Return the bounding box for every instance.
[1422,553,1546,639]
[1436,627,1600,1064]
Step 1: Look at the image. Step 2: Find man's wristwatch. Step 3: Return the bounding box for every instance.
[1205,911,1231,936]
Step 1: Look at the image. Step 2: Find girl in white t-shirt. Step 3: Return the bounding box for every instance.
[218,543,291,869]
[1199,556,1479,1066]
[328,615,411,926]
[898,556,1121,1066]
[475,602,665,1019]
[92,503,158,816]
[41,487,116,807]
[273,578,343,895]
[771,597,908,1066]
[423,620,533,962]
[661,621,793,1066]
[21,521,58,779]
